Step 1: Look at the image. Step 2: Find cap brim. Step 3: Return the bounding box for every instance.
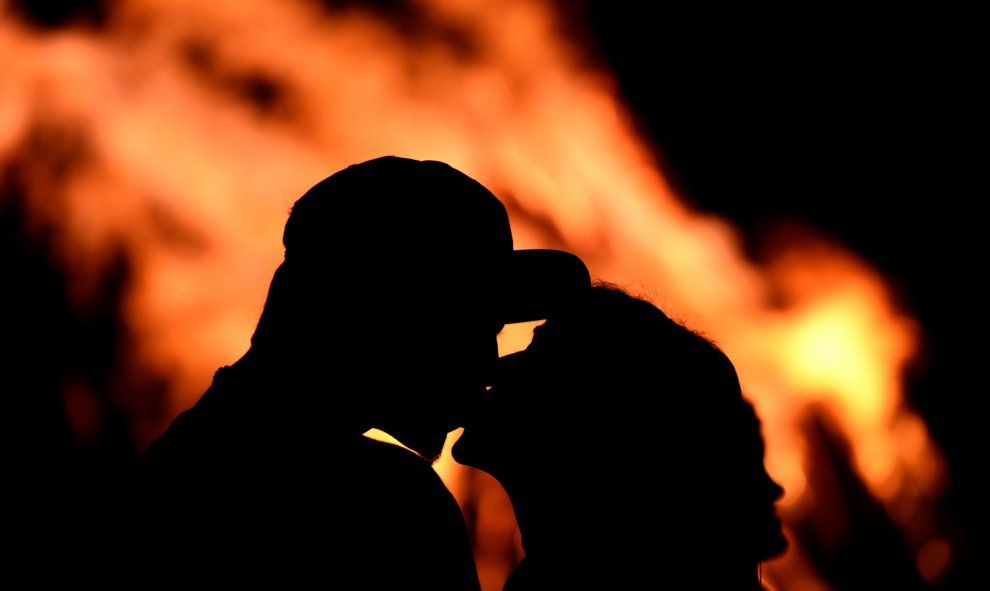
[500,249,591,324]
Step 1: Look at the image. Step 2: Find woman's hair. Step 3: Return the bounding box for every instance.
[472,280,783,588]
[533,280,747,433]
[532,280,767,544]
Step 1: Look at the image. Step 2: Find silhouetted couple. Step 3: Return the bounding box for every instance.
[122,156,786,589]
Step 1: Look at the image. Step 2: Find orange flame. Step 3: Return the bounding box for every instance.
[0,0,948,588]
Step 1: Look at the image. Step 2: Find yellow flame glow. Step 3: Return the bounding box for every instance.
[0,1,947,588]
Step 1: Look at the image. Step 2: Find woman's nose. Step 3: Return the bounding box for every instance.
[767,474,785,500]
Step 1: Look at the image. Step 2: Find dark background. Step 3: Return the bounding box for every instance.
[567,3,985,589]
[5,1,985,588]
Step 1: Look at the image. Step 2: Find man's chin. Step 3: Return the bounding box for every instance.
[398,431,448,465]
[420,450,443,465]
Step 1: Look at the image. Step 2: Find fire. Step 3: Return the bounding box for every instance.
[0,0,949,589]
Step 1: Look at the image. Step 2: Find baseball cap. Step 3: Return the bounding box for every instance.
[282,155,590,324]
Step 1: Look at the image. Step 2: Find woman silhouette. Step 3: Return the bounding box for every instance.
[453,282,788,590]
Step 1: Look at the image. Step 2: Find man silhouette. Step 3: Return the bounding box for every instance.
[129,156,591,588]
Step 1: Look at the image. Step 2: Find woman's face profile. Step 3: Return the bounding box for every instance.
[730,403,789,562]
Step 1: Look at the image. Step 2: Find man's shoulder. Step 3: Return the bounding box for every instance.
[139,369,230,463]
